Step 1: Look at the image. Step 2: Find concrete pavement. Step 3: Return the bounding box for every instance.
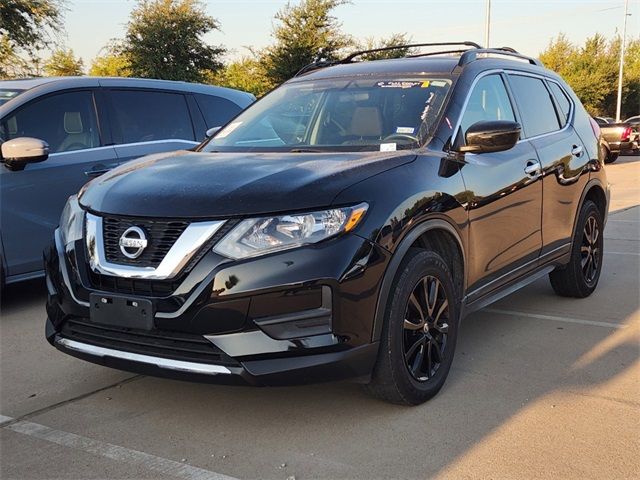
[1,156,638,480]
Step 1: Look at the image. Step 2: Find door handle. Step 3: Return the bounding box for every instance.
[571,145,584,157]
[524,160,542,178]
[84,168,112,178]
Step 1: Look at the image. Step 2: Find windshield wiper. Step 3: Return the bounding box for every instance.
[288,147,332,153]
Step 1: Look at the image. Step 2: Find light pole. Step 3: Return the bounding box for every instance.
[615,0,630,122]
[485,0,491,48]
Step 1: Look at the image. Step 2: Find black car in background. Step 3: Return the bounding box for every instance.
[44,43,608,405]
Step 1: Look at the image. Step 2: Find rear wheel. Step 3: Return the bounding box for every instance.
[549,200,604,297]
[604,151,619,164]
[366,249,460,405]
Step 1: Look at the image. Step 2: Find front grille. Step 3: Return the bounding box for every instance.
[88,271,181,297]
[61,318,238,366]
[103,216,189,268]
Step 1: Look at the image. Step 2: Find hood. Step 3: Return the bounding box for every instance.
[79,150,417,218]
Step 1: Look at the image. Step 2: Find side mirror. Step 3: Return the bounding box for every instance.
[205,126,222,138]
[457,120,521,154]
[1,137,50,171]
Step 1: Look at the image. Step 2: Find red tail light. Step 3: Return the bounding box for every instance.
[621,126,632,141]
[589,117,601,138]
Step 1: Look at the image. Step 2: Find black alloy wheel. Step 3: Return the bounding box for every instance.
[581,215,600,286]
[403,276,449,381]
[549,199,604,298]
[366,249,460,405]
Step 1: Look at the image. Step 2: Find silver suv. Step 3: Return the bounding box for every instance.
[0,77,254,287]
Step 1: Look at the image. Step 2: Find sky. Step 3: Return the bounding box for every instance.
[63,0,639,65]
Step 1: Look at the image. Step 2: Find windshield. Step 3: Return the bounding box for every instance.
[202,77,451,152]
[0,89,24,107]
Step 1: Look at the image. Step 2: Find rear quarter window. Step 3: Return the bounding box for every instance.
[547,81,572,127]
[508,74,561,138]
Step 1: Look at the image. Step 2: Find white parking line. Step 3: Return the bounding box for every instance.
[482,308,625,329]
[2,416,238,480]
[605,251,640,256]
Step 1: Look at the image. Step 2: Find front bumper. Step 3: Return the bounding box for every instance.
[47,320,378,386]
[45,226,389,386]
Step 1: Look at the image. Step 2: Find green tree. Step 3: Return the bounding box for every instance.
[89,42,131,77]
[0,37,34,78]
[540,33,639,118]
[208,56,273,97]
[43,48,84,76]
[262,0,353,85]
[122,0,225,82]
[0,0,64,53]
[354,33,416,61]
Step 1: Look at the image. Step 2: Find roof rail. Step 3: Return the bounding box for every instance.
[341,41,482,63]
[294,41,482,77]
[293,43,542,78]
[458,48,543,67]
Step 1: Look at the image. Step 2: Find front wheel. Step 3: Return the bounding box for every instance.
[366,249,460,405]
[549,200,604,297]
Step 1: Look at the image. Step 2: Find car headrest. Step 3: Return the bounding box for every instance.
[64,112,83,134]
[349,107,383,137]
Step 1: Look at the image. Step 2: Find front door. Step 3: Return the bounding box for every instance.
[457,73,543,299]
[0,89,117,278]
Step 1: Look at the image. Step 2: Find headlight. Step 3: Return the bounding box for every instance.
[59,195,84,249]
[214,203,368,259]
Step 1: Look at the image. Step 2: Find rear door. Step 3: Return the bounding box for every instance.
[105,88,200,163]
[458,72,543,300]
[506,73,590,257]
[0,89,117,277]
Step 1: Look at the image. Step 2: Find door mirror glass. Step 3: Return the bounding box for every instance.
[458,120,521,154]
[1,137,49,171]
[206,126,222,138]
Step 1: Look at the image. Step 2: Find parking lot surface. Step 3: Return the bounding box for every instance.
[1,156,638,480]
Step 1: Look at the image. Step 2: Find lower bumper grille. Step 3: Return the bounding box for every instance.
[60,319,237,366]
[88,271,181,297]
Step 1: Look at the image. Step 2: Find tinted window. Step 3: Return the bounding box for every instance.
[1,90,100,152]
[461,74,515,134]
[195,94,242,128]
[110,90,195,144]
[508,75,560,137]
[547,81,571,127]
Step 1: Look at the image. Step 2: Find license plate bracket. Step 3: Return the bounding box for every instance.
[89,293,154,330]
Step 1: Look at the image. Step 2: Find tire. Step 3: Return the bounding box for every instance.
[549,200,604,298]
[366,249,460,405]
[604,151,618,164]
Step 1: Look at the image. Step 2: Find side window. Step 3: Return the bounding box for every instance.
[508,75,561,137]
[109,90,195,144]
[460,74,516,134]
[195,94,242,128]
[547,81,572,127]
[2,91,100,153]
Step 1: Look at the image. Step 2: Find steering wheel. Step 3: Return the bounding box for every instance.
[382,133,419,144]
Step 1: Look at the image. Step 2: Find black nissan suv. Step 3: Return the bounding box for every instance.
[44,42,609,405]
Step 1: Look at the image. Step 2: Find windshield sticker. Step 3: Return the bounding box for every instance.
[215,122,242,138]
[430,80,448,88]
[376,81,421,89]
[421,81,431,88]
[421,92,436,121]
[396,127,415,134]
[380,143,397,152]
